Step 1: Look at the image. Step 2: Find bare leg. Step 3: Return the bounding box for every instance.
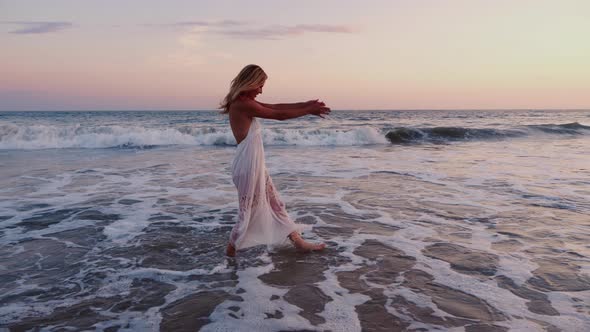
[226,243,236,257]
[288,231,326,252]
[265,175,324,252]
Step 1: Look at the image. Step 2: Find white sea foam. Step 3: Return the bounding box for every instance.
[0,122,387,149]
[204,262,316,332]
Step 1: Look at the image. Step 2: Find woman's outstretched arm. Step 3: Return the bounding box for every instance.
[236,99,330,121]
[257,100,317,110]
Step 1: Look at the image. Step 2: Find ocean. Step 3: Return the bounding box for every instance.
[0,110,589,331]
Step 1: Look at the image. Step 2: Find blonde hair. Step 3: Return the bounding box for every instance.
[219,64,267,114]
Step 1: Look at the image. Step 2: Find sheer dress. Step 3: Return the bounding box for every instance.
[229,118,300,249]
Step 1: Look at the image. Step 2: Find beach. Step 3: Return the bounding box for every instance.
[1,110,589,331]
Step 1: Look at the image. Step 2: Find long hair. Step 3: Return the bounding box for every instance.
[219,64,267,114]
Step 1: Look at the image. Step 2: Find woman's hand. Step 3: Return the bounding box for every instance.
[307,100,331,118]
[305,99,327,107]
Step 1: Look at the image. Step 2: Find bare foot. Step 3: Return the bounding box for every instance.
[226,243,236,257]
[288,232,326,252]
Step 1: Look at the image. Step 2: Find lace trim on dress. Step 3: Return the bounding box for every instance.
[230,171,289,245]
[230,194,257,244]
[265,172,288,218]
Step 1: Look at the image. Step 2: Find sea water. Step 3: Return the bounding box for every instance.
[0,110,589,331]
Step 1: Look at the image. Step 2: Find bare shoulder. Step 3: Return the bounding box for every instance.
[230,99,264,119]
[230,99,254,112]
[230,98,281,120]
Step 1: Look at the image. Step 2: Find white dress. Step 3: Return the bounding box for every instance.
[229,118,300,249]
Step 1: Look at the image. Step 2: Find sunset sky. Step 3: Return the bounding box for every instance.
[1,0,589,111]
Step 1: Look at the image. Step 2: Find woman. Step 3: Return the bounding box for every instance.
[220,64,329,257]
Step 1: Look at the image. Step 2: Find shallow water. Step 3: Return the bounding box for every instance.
[1,110,589,331]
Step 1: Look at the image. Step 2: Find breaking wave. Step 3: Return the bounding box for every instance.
[0,122,588,150]
[0,123,386,149]
[385,122,590,144]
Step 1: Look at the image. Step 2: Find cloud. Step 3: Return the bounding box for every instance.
[215,24,357,40]
[147,26,233,69]
[145,20,247,29]
[146,20,356,40]
[3,21,73,34]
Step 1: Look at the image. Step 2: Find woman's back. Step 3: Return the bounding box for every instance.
[228,100,253,145]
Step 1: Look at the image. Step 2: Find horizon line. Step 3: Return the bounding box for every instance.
[1,108,589,112]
